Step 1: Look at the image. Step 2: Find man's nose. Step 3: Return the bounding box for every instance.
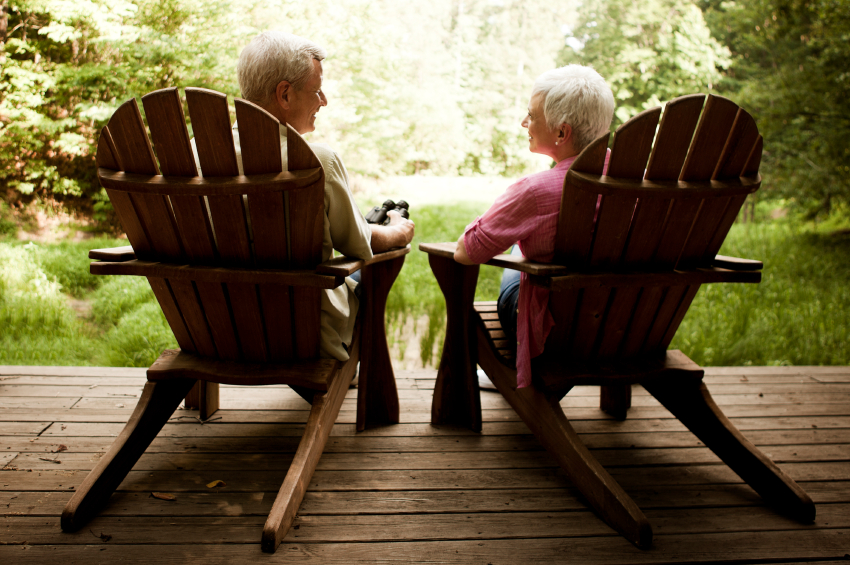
[320,91,328,106]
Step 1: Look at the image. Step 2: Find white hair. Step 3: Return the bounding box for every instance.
[237,31,327,107]
[532,64,615,152]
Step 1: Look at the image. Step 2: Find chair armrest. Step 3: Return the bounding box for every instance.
[531,267,761,291]
[713,254,763,271]
[315,245,411,276]
[89,245,136,262]
[418,241,569,276]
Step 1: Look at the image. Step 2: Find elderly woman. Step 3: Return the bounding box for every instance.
[454,65,614,389]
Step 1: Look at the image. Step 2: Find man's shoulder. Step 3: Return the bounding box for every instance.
[306,142,343,168]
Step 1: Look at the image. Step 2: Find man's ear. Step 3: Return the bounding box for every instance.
[274,80,293,110]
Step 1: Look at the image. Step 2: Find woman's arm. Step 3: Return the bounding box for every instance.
[454,234,475,265]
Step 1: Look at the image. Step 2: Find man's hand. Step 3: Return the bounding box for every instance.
[370,210,415,253]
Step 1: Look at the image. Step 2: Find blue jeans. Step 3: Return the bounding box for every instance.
[497,246,522,341]
[350,269,363,300]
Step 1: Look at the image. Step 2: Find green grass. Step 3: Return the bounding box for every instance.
[0,209,847,369]
[670,221,850,366]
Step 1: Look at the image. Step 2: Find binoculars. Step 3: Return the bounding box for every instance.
[365,199,410,225]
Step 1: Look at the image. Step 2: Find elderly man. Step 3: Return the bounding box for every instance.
[454,64,614,389]
[212,31,414,361]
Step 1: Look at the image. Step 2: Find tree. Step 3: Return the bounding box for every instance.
[560,0,729,128]
[700,0,850,217]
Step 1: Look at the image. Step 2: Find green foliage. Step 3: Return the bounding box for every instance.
[0,0,247,218]
[560,0,729,127]
[0,241,98,364]
[699,0,850,216]
[96,301,177,367]
[90,276,156,326]
[384,202,506,367]
[22,237,124,297]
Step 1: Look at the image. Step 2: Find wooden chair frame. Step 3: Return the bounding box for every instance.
[420,94,815,549]
[60,87,407,553]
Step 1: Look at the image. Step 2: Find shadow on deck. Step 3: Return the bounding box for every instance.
[1,365,849,563]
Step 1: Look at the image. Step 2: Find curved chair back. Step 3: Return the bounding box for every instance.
[96,87,327,362]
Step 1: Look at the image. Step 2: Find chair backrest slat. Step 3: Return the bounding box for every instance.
[644,94,705,181]
[680,95,739,182]
[148,277,197,353]
[228,282,270,362]
[168,279,219,357]
[186,88,251,264]
[743,136,763,176]
[287,125,325,269]
[235,99,290,268]
[590,109,659,267]
[596,287,641,357]
[554,134,609,267]
[143,88,217,264]
[194,281,241,361]
[569,288,612,360]
[105,99,183,262]
[713,109,760,180]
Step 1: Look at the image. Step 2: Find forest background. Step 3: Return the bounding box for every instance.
[1,0,848,368]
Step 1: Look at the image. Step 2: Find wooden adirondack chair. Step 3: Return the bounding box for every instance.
[60,87,407,553]
[420,94,815,548]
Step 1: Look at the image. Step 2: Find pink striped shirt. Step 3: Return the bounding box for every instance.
[463,152,609,388]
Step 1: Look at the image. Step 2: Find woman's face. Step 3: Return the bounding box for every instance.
[521,92,559,158]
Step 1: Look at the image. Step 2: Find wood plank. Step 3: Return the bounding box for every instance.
[645,94,706,181]
[3,529,849,564]
[286,124,324,269]
[680,94,740,182]
[9,461,845,492]
[91,260,344,289]
[226,283,268,362]
[10,442,849,473]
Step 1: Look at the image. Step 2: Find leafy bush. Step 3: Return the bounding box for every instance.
[97,301,177,367]
[0,242,97,364]
[30,238,126,298]
[90,276,157,327]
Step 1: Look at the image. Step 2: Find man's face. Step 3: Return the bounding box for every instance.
[521,92,559,157]
[286,58,327,134]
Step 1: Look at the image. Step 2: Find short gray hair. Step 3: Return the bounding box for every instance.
[237,31,327,107]
[532,65,614,152]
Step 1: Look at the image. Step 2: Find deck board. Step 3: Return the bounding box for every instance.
[2,365,849,563]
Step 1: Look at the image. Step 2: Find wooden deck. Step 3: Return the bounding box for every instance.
[1,365,849,563]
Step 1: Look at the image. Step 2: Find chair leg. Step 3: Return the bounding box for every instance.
[184,381,219,420]
[644,378,816,522]
[428,253,482,431]
[601,384,632,420]
[61,377,196,531]
[477,328,652,549]
[261,352,357,553]
[357,256,403,431]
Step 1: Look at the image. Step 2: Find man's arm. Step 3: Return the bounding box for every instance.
[370,210,415,253]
